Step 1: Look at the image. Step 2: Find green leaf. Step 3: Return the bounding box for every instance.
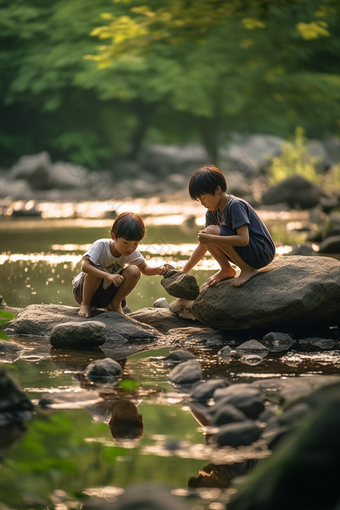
[117,378,140,391]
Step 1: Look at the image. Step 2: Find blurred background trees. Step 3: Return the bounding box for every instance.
[1,0,339,169]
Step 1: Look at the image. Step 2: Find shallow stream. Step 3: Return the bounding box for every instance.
[0,201,339,509]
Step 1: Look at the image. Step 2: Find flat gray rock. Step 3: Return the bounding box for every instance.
[167,326,219,346]
[161,270,200,300]
[129,307,203,333]
[191,256,340,331]
[50,321,106,350]
[2,304,163,359]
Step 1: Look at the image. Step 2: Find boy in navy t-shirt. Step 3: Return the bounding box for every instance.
[183,165,275,287]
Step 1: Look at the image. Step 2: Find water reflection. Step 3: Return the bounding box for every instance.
[188,460,257,489]
[87,398,143,446]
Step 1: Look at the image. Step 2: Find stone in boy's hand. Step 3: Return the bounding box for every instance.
[197,231,211,245]
[105,273,124,287]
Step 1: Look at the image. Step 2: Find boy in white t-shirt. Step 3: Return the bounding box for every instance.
[73,212,169,317]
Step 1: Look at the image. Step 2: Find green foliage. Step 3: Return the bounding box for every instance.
[117,378,140,391]
[1,0,340,166]
[269,127,321,183]
[0,310,16,327]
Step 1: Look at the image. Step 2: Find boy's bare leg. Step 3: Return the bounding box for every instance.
[206,244,236,286]
[79,274,102,318]
[106,265,141,314]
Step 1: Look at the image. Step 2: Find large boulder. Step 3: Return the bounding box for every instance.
[262,175,321,209]
[191,256,340,331]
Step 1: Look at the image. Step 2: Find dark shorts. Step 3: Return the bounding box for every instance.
[73,273,126,309]
[220,225,275,270]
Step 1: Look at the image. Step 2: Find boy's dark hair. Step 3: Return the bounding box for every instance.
[111,212,145,241]
[189,165,227,200]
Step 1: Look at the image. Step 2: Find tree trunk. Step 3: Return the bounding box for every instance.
[127,100,159,160]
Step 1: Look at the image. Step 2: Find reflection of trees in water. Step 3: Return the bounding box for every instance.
[189,460,258,489]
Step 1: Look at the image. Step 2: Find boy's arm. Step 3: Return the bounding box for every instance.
[137,261,170,276]
[198,224,249,247]
[81,258,124,286]
[182,243,207,273]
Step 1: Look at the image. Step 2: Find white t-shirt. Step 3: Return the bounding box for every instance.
[72,238,145,288]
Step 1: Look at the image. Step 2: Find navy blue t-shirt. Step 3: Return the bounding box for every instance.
[205,195,275,269]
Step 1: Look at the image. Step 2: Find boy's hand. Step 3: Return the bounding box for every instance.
[156,263,174,275]
[106,273,124,287]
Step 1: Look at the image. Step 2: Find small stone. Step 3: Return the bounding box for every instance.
[262,332,295,352]
[50,321,107,350]
[161,270,200,300]
[210,404,248,427]
[163,350,197,363]
[218,345,233,360]
[189,379,231,401]
[206,334,225,346]
[213,420,262,447]
[123,305,131,314]
[306,337,336,350]
[236,340,269,358]
[168,360,203,386]
[83,358,122,379]
[240,354,264,366]
[153,297,170,308]
[212,385,265,419]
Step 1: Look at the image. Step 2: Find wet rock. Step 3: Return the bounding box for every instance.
[253,375,340,405]
[307,337,336,349]
[213,420,262,447]
[153,297,169,308]
[228,382,340,510]
[0,340,22,355]
[3,304,162,359]
[167,326,219,346]
[236,340,269,358]
[262,332,295,352]
[138,142,208,176]
[262,175,321,209]
[0,371,34,426]
[161,270,200,300]
[83,483,190,510]
[319,235,340,254]
[168,360,203,386]
[129,307,202,333]
[211,404,248,427]
[191,256,340,332]
[240,354,265,366]
[189,379,231,401]
[258,407,277,424]
[83,358,122,380]
[169,298,197,320]
[39,389,102,409]
[213,385,265,419]
[218,345,233,360]
[50,321,107,350]
[163,350,197,363]
[205,333,225,346]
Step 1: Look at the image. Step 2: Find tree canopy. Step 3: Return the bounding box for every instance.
[0,0,339,168]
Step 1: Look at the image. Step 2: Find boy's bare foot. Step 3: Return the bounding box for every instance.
[231,269,258,287]
[207,267,237,287]
[105,303,124,314]
[79,304,91,318]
